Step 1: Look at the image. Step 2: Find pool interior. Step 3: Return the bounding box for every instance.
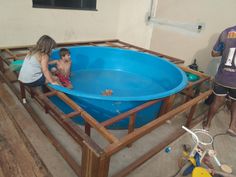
[71,69,166,97]
[49,46,187,129]
[49,95,162,129]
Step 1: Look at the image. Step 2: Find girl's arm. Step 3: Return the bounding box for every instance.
[41,54,58,85]
[48,60,58,65]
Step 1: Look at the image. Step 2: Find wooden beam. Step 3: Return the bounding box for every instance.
[105,42,122,48]
[0,55,5,72]
[127,113,136,147]
[4,49,18,59]
[0,39,120,50]
[117,41,184,64]
[186,104,198,127]
[0,94,52,177]
[0,40,213,177]
[0,73,83,177]
[179,65,209,78]
[16,53,27,57]
[128,114,136,134]
[82,141,110,177]
[105,90,212,156]
[64,111,81,119]
[38,93,102,150]
[85,122,91,136]
[111,113,205,177]
[101,99,161,127]
[159,94,176,116]
[55,91,119,143]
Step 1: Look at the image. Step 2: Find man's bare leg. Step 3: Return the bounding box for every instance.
[229,100,236,133]
[203,95,225,129]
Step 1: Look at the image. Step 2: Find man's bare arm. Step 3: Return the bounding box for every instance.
[211,50,222,57]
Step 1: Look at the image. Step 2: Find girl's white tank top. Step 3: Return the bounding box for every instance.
[18,54,43,83]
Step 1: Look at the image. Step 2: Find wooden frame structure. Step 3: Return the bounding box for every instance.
[0,39,212,177]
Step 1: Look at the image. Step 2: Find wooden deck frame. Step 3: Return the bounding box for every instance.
[0,39,211,177]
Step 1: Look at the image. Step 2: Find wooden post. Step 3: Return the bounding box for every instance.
[186,104,198,127]
[127,113,136,147]
[85,121,91,136]
[82,141,110,177]
[44,103,49,114]
[159,94,176,116]
[184,87,193,103]
[128,113,136,134]
[184,83,202,103]
[0,55,5,73]
[105,90,212,156]
[19,82,26,103]
[0,41,213,177]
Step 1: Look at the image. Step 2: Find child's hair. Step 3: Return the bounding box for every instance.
[59,48,70,58]
[30,35,56,56]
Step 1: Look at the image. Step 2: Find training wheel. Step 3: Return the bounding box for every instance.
[192,167,212,177]
[221,164,232,174]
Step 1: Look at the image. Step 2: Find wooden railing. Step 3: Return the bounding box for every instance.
[0,39,211,177]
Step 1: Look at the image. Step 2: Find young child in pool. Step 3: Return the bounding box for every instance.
[50,48,73,89]
[18,35,59,88]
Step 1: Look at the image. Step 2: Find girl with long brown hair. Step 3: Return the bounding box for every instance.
[19,35,59,87]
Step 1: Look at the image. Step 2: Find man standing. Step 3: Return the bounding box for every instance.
[203,26,236,136]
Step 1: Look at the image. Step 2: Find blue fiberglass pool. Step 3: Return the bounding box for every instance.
[48,46,187,129]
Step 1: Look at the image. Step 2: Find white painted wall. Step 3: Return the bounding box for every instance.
[2,0,236,76]
[150,0,236,75]
[116,0,154,48]
[0,0,120,47]
[0,0,155,50]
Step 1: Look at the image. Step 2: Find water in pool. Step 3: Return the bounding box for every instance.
[71,69,166,97]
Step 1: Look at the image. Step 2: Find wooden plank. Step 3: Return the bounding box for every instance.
[117,41,184,64]
[0,129,25,177]
[128,114,136,134]
[0,56,5,72]
[0,40,214,177]
[1,40,184,65]
[179,65,209,78]
[0,100,52,177]
[111,113,205,177]
[111,129,185,177]
[16,53,27,57]
[4,69,18,82]
[186,104,198,127]
[55,91,119,143]
[127,113,136,147]
[101,99,161,127]
[105,90,212,156]
[0,79,81,177]
[105,42,122,48]
[4,49,18,59]
[85,122,91,136]
[159,94,176,116]
[81,141,110,177]
[0,167,5,177]
[64,111,81,119]
[0,39,119,50]
[38,93,101,150]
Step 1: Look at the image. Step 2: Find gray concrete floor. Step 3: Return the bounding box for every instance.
[25,94,236,177]
[1,82,236,177]
[127,108,236,177]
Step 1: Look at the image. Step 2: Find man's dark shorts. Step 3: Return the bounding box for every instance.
[213,82,236,100]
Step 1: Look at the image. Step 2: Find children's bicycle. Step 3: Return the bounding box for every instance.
[179,126,233,177]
